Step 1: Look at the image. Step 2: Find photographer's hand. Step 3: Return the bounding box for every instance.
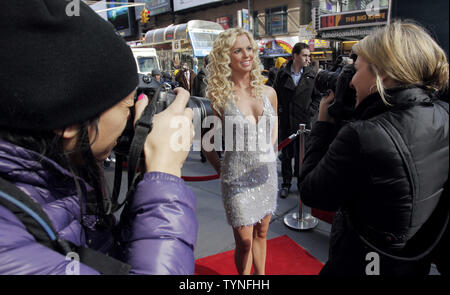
[318,90,336,124]
[134,88,194,177]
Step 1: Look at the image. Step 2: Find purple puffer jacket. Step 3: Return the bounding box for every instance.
[0,140,198,275]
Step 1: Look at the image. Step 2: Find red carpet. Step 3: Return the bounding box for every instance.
[195,235,324,275]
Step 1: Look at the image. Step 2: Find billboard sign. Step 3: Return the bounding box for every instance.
[241,9,250,31]
[135,0,171,17]
[89,0,107,20]
[320,8,388,30]
[106,0,137,37]
[173,0,222,12]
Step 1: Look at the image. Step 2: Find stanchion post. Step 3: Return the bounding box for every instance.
[284,123,319,230]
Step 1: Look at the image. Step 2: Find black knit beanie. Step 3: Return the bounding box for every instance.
[0,0,138,131]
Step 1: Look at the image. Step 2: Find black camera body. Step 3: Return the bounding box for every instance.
[314,64,357,121]
[110,73,212,212]
[114,73,212,158]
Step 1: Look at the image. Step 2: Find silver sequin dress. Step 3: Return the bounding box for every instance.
[220,95,278,228]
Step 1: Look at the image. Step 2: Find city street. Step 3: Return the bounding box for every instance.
[105,146,440,275]
[182,149,332,262]
[105,146,332,264]
[0,0,446,278]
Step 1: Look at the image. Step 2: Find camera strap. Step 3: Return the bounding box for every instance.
[111,86,166,212]
[128,86,164,187]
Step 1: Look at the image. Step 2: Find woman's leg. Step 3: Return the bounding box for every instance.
[252,214,272,275]
[232,225,254,275]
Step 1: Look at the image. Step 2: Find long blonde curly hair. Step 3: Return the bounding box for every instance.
[206,27,265,116]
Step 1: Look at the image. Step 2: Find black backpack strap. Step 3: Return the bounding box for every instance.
[68,242,131,275]
[0,176,70,254]
[0,176,130,274]
[348,117,449,261]
[346,199,448,262]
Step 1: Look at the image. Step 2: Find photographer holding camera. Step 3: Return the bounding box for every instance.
[298,21,449,276]
[0,0,196,275]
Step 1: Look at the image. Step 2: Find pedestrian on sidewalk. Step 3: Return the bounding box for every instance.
[265,57,287,87]
[161,71,177,89]
[193,55,211,162]
[176,62,196,94]
[272,42,321,199]
[0,0,196,275]
[203,27,278,275]
[192,55,210,98]
[151,68,162,85]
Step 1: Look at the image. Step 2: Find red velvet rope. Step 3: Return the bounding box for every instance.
[181,132,299,182]
[182,174,220,181]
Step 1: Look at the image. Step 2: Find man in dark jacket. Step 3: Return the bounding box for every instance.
[151,68,162,84]
[192,55,210,162]
[266,57,287,87]
[176,62,196,94]
[273,42,321,198]
[161,71,177,89]
[192,55,209,98]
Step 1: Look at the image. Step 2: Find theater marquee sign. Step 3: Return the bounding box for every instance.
[320,27,380,39]
[320,8,388,30]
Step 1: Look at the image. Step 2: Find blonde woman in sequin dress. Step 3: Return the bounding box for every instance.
[203,27,278,275]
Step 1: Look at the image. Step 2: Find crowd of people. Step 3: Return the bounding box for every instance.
[0,0,448,276]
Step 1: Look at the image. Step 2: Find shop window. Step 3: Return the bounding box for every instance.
[265,6,287,35]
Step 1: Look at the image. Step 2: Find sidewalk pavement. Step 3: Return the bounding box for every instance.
[105,149,439,274]
[181,150,439,275]
[181,150,331,263]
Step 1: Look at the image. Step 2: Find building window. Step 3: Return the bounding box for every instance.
[265,6,288,35]
[253,11,259,37]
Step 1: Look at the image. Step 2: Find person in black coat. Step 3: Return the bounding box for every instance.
[192,55,209,98]
[175,62,196,94]
[266,57,287,87]
[299,21,449,276]
[161,71,177,89]
[151,68,162,85]
[192,55,212,162]
[272,43,321,198]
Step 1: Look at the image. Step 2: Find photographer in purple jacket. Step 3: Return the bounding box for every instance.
[0,0,197,274]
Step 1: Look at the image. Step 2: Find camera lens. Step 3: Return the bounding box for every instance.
[157,91,213,123]
[314,70,340,94]
[142,75,152,84]
[187,96,212,123]
[115,74,214,159]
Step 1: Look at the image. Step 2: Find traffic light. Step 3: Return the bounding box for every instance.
[140,8,149,24]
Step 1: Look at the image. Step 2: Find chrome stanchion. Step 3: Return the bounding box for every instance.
[284,123,319,230]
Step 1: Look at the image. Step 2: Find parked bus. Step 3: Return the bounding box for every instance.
[140,20,224,74]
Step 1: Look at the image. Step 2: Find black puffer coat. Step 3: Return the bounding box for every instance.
[299,87,449,275]
[192,67,208,98]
